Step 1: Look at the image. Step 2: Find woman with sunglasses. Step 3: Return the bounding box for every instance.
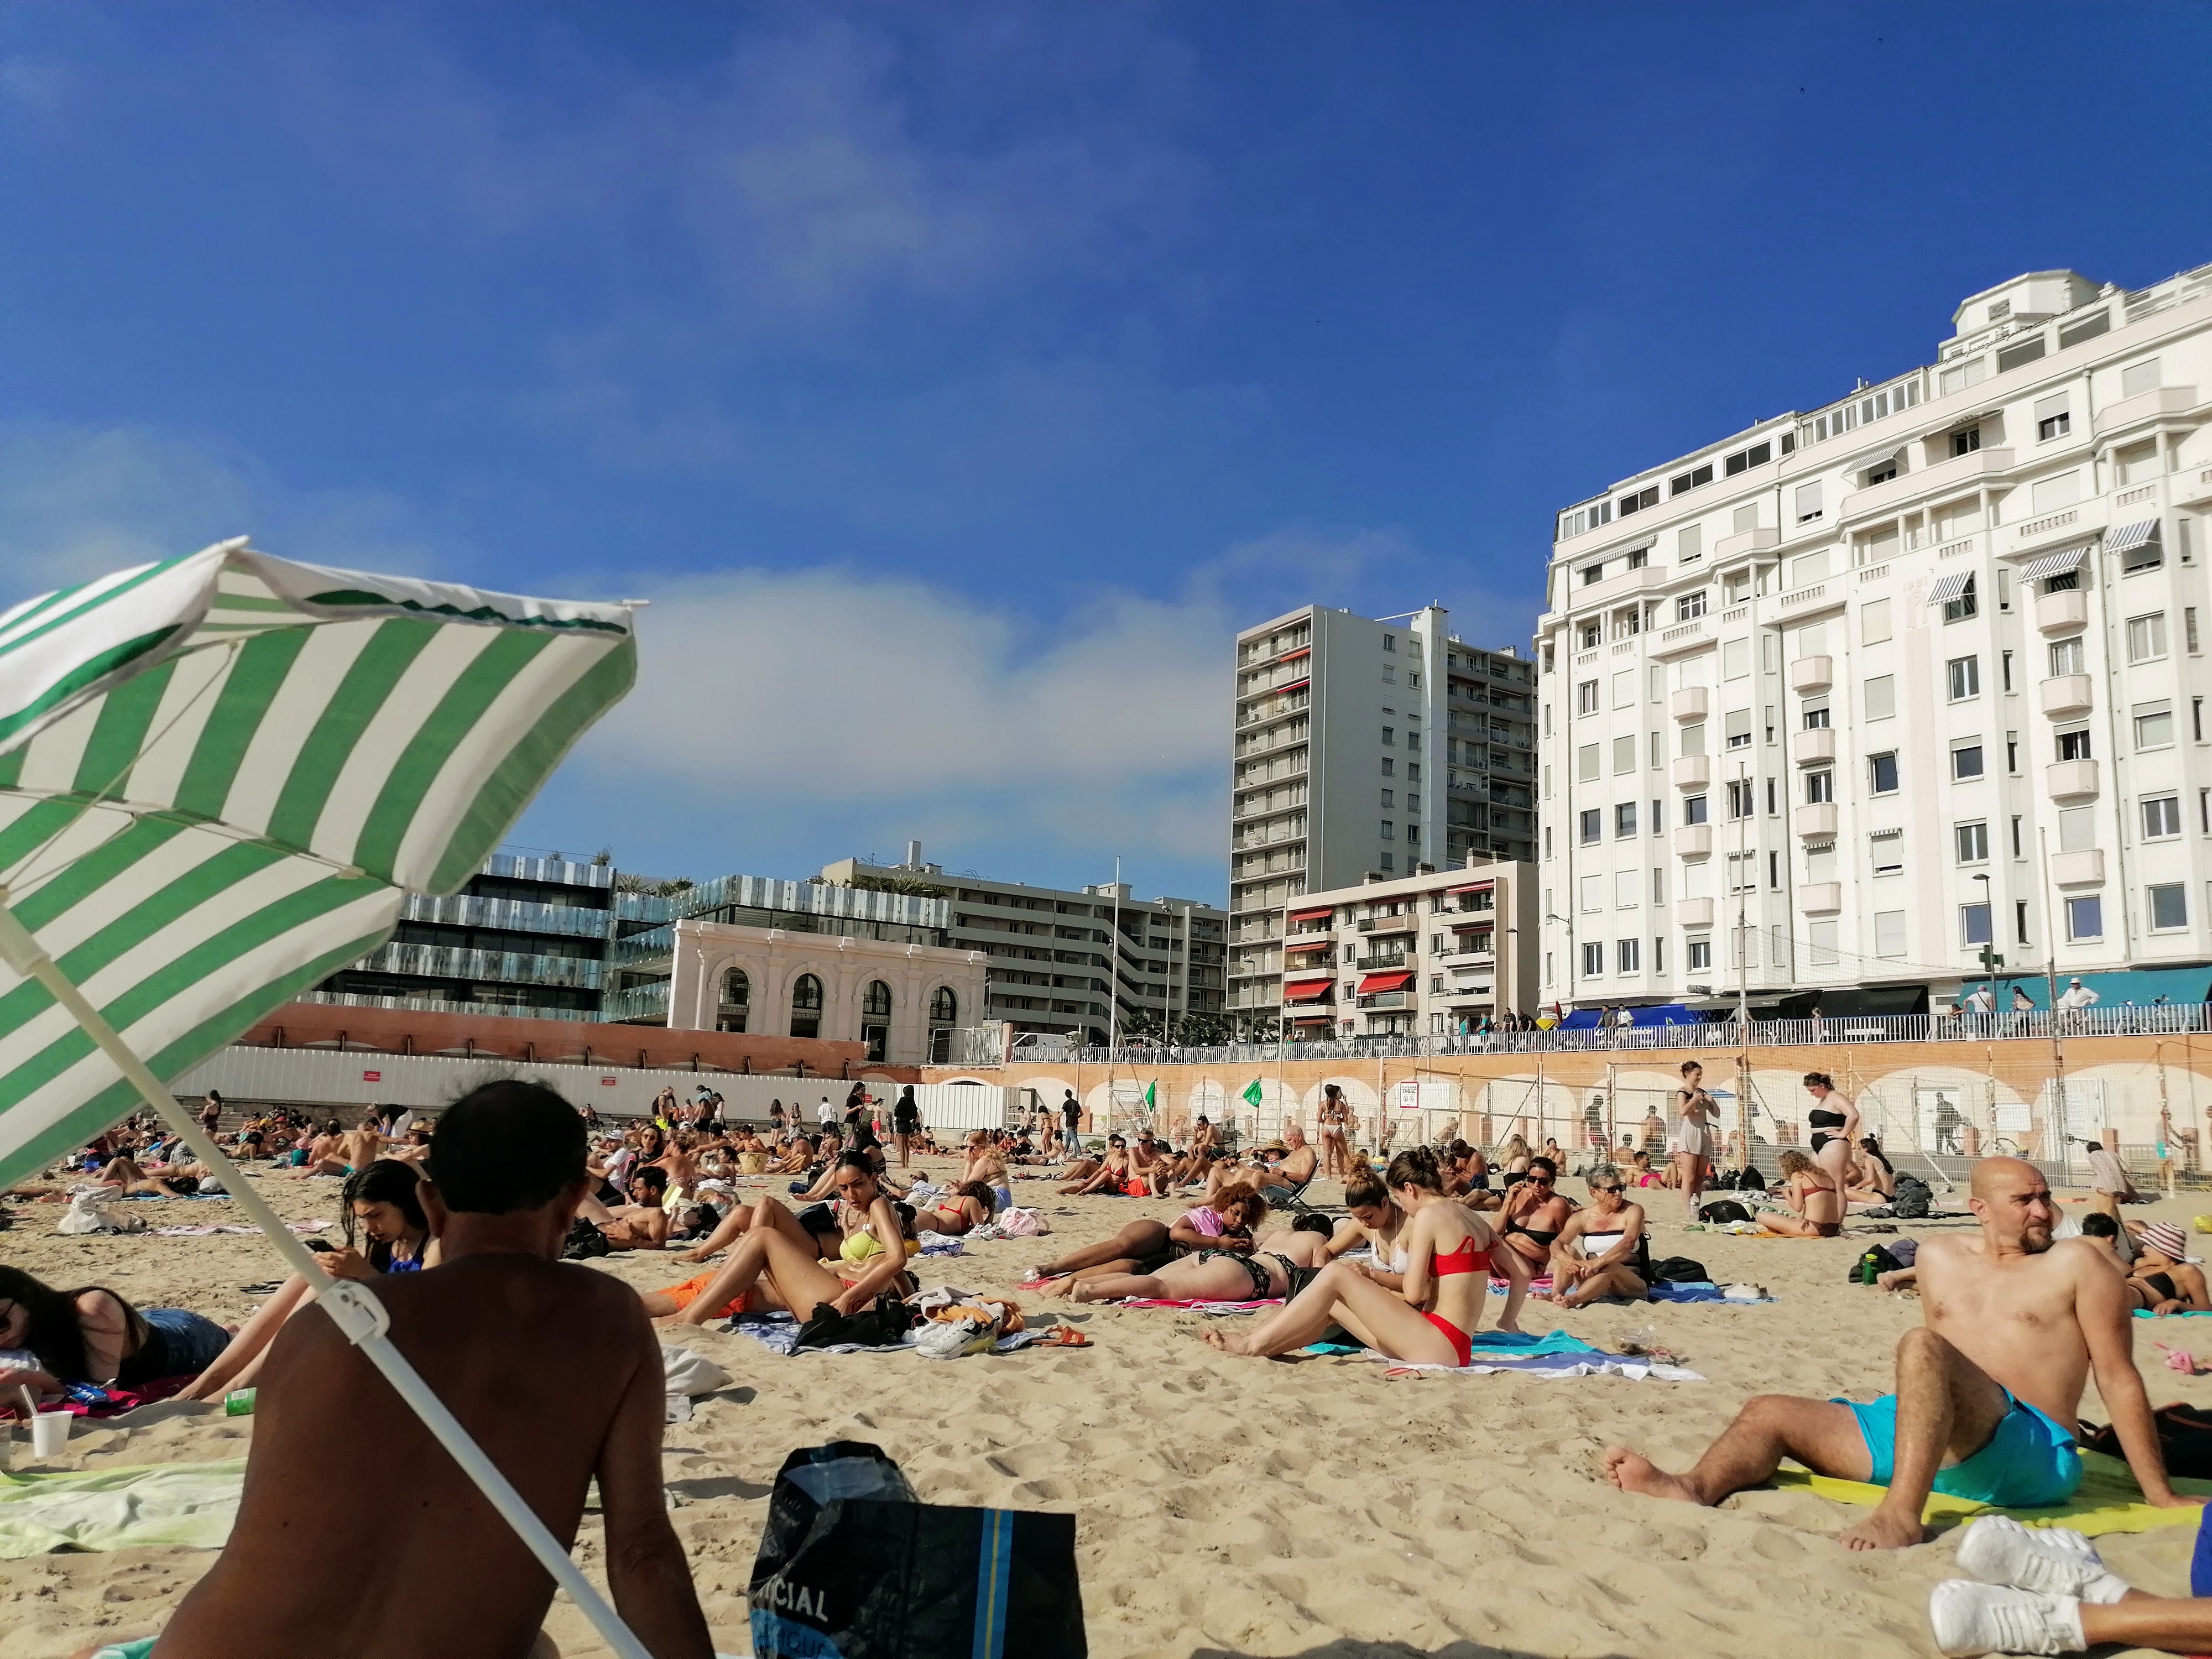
[1493,1155,1574,1334]
[670,1152,914,1327]
[1542,1166,1650,1307]
[1058,1134,1142,1197]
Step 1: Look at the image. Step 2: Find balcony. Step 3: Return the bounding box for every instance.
[1795,728,1837,766]
[1840,446,2015,521]
[1358,914,1420,936]
[1439,937,1494,962]
[2050,849,2106,887]
[2047,759,2100,800]
[2094,384,2201,440]
[1576,562,1672,611]
[1798,881,1843,914]
[1788,655,1834,693]
[1672,755,1711,791]
[1357,991,1411,1010]
[1677,896,1715,928]
[1670,686,1709,722]
[1713,526,1780,561]
[1794,802,1839,838]
[1353,953,1414,972]
[1676,823,1713,859]
[2039,675,2094,717]
[2036,589,2089,634]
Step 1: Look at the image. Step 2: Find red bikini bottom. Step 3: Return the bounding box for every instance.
[1423,1310,1474,1368]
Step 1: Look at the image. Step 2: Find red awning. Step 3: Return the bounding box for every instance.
[1284,937,1332,952]
[1280,646,1311,662]
[1447,881,1494,894]
[1287,907,1334,926]
[1449,915,1493,931]
[1356,969,1415,994]
[1283,979,1334,1003]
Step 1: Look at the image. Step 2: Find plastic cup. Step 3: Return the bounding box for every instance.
[30,1410,68,1458]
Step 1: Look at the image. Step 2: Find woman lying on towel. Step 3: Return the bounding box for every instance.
[1202,1146,1496,1366]
[0,1267,232,1403]
[668,1152,915,1327]
[1028,1185,1268,1295]
[180,1160,435,1401]
[1067,1218,1333,1303]
[911,1181,999,1238]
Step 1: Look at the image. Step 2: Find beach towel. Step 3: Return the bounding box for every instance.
[1108,1297,1279,1313]
[1648,1281,1780,1304]
[1768,1449,2212,1536]
[724,1311,1042,1359]
[1316,1329,1704,1380]
[0,1460,245,1557]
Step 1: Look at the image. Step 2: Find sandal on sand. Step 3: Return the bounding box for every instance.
[1039,1327,1091,1348]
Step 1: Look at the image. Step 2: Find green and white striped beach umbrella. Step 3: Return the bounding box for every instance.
[0,537,635,1188]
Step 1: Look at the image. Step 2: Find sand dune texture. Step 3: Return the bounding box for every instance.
[6,1160,2211,1659]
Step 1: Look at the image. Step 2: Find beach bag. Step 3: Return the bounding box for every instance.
[561,1217,611,1260]
[2080,1403,2212,1480]
[1648,1256,1709,1284]
[1891,1174,1934,1219]
[56,1191,143,1235]
[794,1295,915,1352]
[1697,1199,1752,1225]
[750,1441,1086,1658]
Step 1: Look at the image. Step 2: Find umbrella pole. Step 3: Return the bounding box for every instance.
[0,902,654,1659]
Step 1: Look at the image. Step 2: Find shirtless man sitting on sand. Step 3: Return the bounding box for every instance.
[1603,1156,2195,1550]
[100,1079,712,1659]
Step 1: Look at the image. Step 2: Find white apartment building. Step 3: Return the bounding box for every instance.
[1274,860,1539,1039]
[1228,604,1536,1030]
[1537,261,2212,1014]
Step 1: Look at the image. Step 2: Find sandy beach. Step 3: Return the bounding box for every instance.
[7,1161,2211,1659]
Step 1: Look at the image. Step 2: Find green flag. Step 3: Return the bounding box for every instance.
[1242,1078,1264,1107]
[1143,1080,1156,1110]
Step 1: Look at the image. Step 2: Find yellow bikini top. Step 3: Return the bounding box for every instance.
[841,1227,884,1264]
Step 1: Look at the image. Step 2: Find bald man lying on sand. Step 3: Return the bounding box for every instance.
[77,1081,713,1659]
[1603,1156,2198,1550]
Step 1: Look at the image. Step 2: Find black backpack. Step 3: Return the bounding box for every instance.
[1698,1199,1753,1224]
[1891,1174,1934,1219]
[1648,1255,1709,1284]
[561,1217,611,1260]
[795,1293,916,1352]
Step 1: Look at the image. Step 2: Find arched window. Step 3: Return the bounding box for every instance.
[718,968,750,1035]
[860,979,893,1062]
[863,980,893,1018]
[930,986,958,1024]
[791,973,823,1039]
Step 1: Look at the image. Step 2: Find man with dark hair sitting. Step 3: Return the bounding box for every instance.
[120,1081,713,1659]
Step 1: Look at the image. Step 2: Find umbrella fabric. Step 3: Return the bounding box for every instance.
[0,540,634,1188]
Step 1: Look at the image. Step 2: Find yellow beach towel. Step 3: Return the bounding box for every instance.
[1769,1449,2212,1537]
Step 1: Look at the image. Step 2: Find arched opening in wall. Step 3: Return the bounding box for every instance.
[862,979,893,1065]
[928,985,958,1063]
[791,973,824,1040]
[719,968,750,1034]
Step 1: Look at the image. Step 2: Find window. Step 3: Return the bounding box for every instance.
[2049,638,2085,677]
[1862,598,1892,644]
[719,968,751,1032]
[1947,655,1980,700]
[1617,937,1641,973]
[1380,787,1395,808]
[1579,808,1601,844]
[1724,568,1752,605]
[2124,525,2165,575]
[791,972,824,1039]
[1875,911,1907,958]
[1381,726,1396,747]
[1952,741,1985,780]
[1871,832,1905,876]
[2119,442,2162,486]
[1945,575,1979,623]
[1869,752,1900,793]
[2006,733,2020,773]
[1803,697,1830,729]
[1687,937,1713,971]
[1613,735,1637,774]
[1997,336,2046,373]
[2059,310,2111,348]
[1380,820,1396,840]
[1942,357,1988,396]
[1576,680,1598,714]
[863,979,893,1018]
[1865,674,1896,720]
[1723,638,1750,679]
[1652,936,1666,974]
[1865,457,1898,487]
[2036,394,2071,442]
[1794,481,1824,524]
[1724,440,1773,477]
[2122,358,2162,399]
[1616,801,1639,837]
[1618,484,1660,516]
[2030,471,2081,515]
[2128,613,2168,663]
[1727,779,1754,818]
[2056,806,2093,852]
[2190,609,2201,653]
[1725,708,1752,749]
[1806,770,1834,804]
[1582,941,1604,976]
[2198,698,2206,742]
[2135,702,2175,750]
[1613,670,1636,707]
[1766,777,1778,815]
[2057,726,2093,761]
[1579,874,1603,911]
[1808,919,1840,964]
[1381,665,1397,684]
[2001,651,2013,691]
[1727,851,1756,893]
[1951,425,1983,457]
[1379,851,1394,871]
[1614,869,1640,908]
[1955,821,1989,863]
[2017,900,2030,945]
[1678,524,1703,562]
[930,986,958,1025]
[1681,722,1706,756]
[2012,815,2023,858]
[2065,894,2104,941]
[1579,620,1601,648]
[1683,794,1709,825]
[1407,762,1421,781]
[1650,732,1664,769]
[1652,867,1667,904]
[2150,883,2189,932]
[1670,463,1713,495]
[1961,904,1994,947]
[2143,795,2183,839]
[1676,591,1708,622]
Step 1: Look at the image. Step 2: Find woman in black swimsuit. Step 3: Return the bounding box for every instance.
[1492,1155,1573,1334]
[1801,1072,1863,1205]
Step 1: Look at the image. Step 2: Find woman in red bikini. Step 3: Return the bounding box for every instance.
[1199,1146,1494,1366]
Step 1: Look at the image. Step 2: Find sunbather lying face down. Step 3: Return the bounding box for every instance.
[1067,1224,1332,1304]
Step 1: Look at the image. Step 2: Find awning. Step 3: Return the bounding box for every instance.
[1964,968,2212,1012]
[2019,545,2090,583]
[1356,969,1415,994]
[1287,907,1334,926]
[1447,881,1494,894]
[1841,440,1907,476]
[1449,915,1494,931]
[2107,519,2162,555]
[1275,676,1310,694]
[1926,571,1975,606]
[1282,936,1333,952]
[1279,646,1310,662]
[1282,979,1334,1003]
[1921,407,2000,440]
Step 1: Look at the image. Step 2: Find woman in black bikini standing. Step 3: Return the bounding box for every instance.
[1801,1071,1862,1213]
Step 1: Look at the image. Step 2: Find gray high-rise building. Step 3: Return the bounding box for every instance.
[1226,604,1536,1032]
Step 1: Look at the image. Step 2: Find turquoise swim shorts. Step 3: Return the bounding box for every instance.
[92,1641,156,1659]
[1840,1389,2082,1507]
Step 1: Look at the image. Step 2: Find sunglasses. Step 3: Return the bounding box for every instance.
[1527,1173,1555,1184]
[1594,1184,1625,1194]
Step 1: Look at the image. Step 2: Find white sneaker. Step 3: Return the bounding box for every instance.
[1954,1515,2131,1604]
[1928,1582,2086,1656]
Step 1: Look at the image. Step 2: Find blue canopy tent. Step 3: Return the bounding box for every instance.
[1963,967,2212,1010]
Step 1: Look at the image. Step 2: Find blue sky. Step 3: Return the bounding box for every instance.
[4,4,2208,903]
